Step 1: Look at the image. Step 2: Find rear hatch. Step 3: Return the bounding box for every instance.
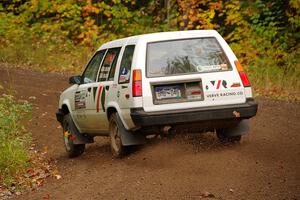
[142,37,246,112]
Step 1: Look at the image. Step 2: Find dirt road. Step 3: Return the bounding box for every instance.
[0,64,299,200]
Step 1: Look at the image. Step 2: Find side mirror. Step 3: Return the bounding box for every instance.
[69,76,82,85]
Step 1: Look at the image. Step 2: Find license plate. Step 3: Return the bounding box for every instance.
[155,85,181,100]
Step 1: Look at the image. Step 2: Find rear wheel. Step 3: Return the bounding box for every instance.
[109,113,126,158]
[62,114,85,158]
[216,128,242,143]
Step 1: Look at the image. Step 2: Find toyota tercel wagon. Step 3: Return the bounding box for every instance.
[56,30,258,158]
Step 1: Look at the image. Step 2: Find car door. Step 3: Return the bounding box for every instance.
[72,50,106,131]
[116,45,135,122]
[83,47,122,134]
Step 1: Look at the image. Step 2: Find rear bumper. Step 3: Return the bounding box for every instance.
[130,98,258,127]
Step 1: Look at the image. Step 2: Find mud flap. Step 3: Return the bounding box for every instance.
[67,114,94,145]
[116,113,146,146]
[225,120,250,137]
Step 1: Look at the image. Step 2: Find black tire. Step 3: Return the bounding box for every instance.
[109,113,126,158]
[62,114,85,158]
[216,128,242,143]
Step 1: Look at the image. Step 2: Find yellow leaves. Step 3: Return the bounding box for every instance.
[31,0,39,11]
[104,10,112,18]
[84,19,95,27]
[179,21,185,27]
[289,0,300,8]
[209,2,222,10]
[81,5,100,18]
[209,10,215,19]
[177,0,224,30]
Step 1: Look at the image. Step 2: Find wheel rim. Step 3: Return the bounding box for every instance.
[63,121,71,151]
[110,120,122,153]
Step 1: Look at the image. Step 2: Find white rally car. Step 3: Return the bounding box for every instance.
[56,30,258,158]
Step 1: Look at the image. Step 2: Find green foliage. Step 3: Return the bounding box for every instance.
[0,93,32,186]
[0,0,299,99]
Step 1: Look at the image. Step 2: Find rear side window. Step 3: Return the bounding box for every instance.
[82,50,106,84]
[119,45,135,84]
[98,47,121,82]
[146,37,231,77]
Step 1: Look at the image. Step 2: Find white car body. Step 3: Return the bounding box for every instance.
[57,30,257,152]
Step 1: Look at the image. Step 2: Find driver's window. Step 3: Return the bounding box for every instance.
[82,50,106,84]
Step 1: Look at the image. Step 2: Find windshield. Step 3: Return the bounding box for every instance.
[146,37,231,77]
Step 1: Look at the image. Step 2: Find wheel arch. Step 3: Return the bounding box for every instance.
[106,102,130,130]
[60,100,83,133]
[61,104,70,115]
[107,107,117,121]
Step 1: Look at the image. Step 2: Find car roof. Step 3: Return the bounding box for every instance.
[97,30,220,50]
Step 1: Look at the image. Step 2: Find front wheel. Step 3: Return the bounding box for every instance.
[62,114,85,158]
[109,113,127,158]
[216,128,242,143]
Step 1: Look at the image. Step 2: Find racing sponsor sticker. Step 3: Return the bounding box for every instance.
[230,83,241,88]
[207,80,228,90]
[206,90,244,99]
[75,91,86,109]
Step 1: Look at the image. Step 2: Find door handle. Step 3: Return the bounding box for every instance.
[121,85,128,89]
[87,87,91,92]
[105,85,110,91]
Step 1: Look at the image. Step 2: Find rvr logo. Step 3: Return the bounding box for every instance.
[207,80,227,90]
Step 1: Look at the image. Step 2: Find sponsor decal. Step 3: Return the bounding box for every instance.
[230,83,241,88]
[222,80,227,88]
[195,63,228,72]
[206,91,244,98]
[221,63,228,70]
[207,80,227,90]
[112,84,118,88]
[105,54,115,63]
[119,68,130,83]
[75,91,86,109]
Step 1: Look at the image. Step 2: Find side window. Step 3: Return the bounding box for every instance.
[98,48,121,82]
[82,50,106,84]
[118,45,135,84]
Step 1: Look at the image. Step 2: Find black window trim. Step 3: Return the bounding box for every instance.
[95,49,108,82]
[97,47,122,82]
[118,44,136,84]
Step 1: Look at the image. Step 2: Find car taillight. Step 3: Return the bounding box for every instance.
[132,69,142,97]
[234,60,251,87]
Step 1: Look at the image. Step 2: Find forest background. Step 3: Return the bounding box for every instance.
[0,0,299,100]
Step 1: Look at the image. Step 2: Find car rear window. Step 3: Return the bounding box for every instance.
[146,37,231,77]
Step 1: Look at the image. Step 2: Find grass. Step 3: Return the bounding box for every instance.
[0,33,299,101]
[0,34,92,74]
[0,91,32,186]
[253,53,299,101]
